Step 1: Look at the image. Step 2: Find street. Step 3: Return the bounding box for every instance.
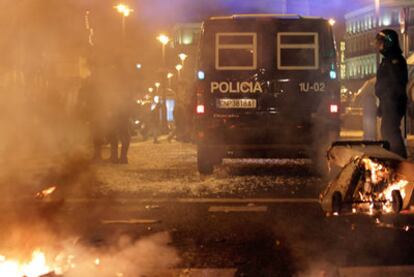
[1,138,414,277]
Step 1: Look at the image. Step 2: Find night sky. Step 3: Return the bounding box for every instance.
[132,0,376,26]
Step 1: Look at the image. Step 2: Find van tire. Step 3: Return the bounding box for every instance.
[197,146,214,175]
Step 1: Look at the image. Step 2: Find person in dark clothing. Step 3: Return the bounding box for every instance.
[150,98,162,144]
[375,29,408,158]
[107,107,132,164]
[167,102,184,142]
[106,69,133,164]
[101,61,135,164]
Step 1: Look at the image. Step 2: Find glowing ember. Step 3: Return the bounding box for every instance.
[94,258,100,266]
[35,186,56,199]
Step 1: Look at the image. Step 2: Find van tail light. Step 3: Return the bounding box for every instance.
[197,104,205,114]
[330,104,339,113]
[196,83,205,115]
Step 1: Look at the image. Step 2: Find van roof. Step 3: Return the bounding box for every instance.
[209,14,325,21]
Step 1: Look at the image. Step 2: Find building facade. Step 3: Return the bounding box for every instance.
[343,0,414,81]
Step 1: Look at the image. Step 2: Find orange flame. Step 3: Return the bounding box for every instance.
[0,250,51,277]
[356,158,410,214]
[35,186,56,199]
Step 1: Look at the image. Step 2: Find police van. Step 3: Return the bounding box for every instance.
[194,14,341,174]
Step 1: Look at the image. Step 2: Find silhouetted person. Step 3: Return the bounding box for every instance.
[375,29,408,158]
[107,108,131,164]
[168,101,185,142]
[151,97,162,144]
[106,70,133,164]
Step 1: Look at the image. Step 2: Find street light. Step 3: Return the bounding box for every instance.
[157,34,170,130]
[175,64,183,79]
[148,87,154,93]
[114,3,133,38]
[157,34,170,66]
[328,18,336,26]
[154,82,160,95]
[157,34,170,45]
[167,72,174,88]
[178,53,188,65]
[115,3,133,17]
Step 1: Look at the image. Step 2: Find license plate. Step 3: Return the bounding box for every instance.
[217,99,257,109]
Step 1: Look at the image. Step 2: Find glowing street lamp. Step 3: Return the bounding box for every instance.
[115,4,133,17]
[148,87,154,93]
[157,34,170,45]
[114,3,133,38]
[156,34,171,129]
[175,64,183,79]
[167,72,174,87]
[178,53,188,65]
[154,82,160,94]
[157,34,170,66]
[328,18,336,26]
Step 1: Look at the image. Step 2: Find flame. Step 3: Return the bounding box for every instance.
[35,186,56,199]
[0,250,51,277]
[356,158,410,214]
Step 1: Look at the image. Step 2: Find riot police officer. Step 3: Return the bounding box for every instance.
[375,29,408,158]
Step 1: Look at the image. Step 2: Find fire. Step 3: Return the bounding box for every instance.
[0,250,52,277]
[0,250,107,277]
[35,186,56,199]
[355,157,410,214]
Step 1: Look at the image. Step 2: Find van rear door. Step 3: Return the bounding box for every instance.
[199,18,338,120]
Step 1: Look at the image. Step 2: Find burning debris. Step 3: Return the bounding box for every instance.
[0,250,52,277]
[35,187,57,200]
[320,141,414,216]
[0,248,103,277]
[0,232,179,277]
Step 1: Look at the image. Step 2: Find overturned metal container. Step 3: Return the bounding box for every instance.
[320,141,414,216]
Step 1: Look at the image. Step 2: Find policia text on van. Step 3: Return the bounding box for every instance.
[194,14,340,174]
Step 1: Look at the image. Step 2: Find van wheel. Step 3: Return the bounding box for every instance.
[332,191,342,215]
[197,146,214,175]
[391,190,403,213]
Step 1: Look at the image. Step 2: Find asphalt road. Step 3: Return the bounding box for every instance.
[1,139,414,277]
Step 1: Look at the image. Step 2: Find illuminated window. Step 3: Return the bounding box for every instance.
[277,32,319,70]
[382,13,392,26]
[215,32,257,70]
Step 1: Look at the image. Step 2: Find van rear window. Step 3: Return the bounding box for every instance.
[215,32,257,70]
[277,32,319,70]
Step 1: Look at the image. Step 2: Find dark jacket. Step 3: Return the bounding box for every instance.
[375,53,408,117]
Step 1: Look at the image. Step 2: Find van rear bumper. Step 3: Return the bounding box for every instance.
[195,119,339,158]
[199,144,310,159]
